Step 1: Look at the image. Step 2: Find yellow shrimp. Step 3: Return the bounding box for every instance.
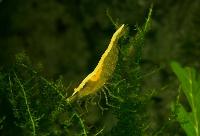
[67,24,125,102]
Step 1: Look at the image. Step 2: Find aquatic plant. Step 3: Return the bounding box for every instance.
[0,7,152,136]
[171,62,200,136]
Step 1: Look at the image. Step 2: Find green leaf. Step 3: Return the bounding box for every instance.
[171,62,192,106]
[171,61,200,136]
[175,104,196,136]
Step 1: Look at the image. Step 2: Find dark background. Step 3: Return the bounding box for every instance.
[0,0,200,134]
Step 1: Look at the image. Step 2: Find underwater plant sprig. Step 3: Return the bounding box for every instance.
[171,62,200,136]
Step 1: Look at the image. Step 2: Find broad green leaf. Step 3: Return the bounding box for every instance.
[175,104,196,136]
[171,61,200,136]
[171,62,192,106]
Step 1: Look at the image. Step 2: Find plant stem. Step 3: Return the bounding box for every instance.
[14,72,36,136]
[189,71,199,136]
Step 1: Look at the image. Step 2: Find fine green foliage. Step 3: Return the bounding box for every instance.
[0,53,88,135]
[109,7,152,136]
[171,62,200,136]
[0,7,152,136]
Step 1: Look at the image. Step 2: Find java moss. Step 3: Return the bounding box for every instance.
[0,7,152,136]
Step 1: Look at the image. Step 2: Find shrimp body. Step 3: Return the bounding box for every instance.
[68,24,125,102]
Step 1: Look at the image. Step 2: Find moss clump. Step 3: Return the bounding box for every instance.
[0,7,152,136]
